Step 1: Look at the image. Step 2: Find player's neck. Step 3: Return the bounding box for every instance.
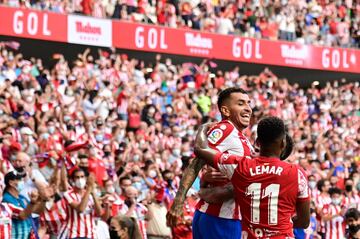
[259,149,281,158]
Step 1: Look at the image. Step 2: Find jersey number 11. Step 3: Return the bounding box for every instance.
[246,183,280,225]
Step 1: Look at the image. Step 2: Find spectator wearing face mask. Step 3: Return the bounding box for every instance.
[343,178,360,211]
[38,185,67,239]
[345,208,360,239]
[308,175,318,199]
[102,179,128,217]
[124,186,149,239]
[146,187,172,239]
[19,127,38,157]
[63,169,103,239]
[12,152,48,232]
[321,187,346,239]
[315,179,331,237]
[2,171,46,239]
[109,215,142,239]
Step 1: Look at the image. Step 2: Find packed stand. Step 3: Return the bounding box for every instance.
[2,0,360,48]
[0,41,359,238]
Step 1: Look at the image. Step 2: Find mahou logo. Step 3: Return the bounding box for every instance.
[75,21,101,35]
[184,32,213,55]
[68,15,112,47]
[280,44,307,66]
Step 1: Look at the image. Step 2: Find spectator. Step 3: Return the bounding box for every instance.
[146,189,172,239]
[2,171,45,239]
[3,0,359,48]
[0,42,358,238]
[109,215,142,239]
[102,178,128,217]
[63,170,104,239]
[124,186,148,239]
[345,208,360,239]
[321,187,345,238]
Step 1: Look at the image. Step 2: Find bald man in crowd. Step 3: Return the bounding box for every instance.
[12,152,49,233]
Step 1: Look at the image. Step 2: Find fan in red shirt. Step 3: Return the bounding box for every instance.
[194,116,311,239]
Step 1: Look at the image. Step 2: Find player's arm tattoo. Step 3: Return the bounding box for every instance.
[176,157,205,202]
[167,157,204,226]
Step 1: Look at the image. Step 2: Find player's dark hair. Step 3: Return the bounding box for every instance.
[279,132,294,160]
[317,179,327,192]
[345,208,360,220]
[217,87,247,110]
[328,187,342,196]
[257,117,286,146]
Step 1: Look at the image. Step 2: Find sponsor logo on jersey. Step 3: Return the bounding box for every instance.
[208,128,223,144]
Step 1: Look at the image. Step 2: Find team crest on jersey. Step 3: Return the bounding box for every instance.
[208,129,223,144]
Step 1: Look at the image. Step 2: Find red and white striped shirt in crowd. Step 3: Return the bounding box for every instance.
[196,120,254,220]
[127,203,148,239]
[108,193,128,217]
[64,189,97,239]
[40,199,68,239]
[315,193,332,233]
[322,204,344,239]
[0,202,23,239]
[342,193,360,211]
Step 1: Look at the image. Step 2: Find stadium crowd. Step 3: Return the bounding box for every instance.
[2,0,360,48]
[0,40,359,239]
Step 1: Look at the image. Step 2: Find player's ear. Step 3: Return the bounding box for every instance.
[220,105,230,117]
[281,136,286,151]
[254,138,260,150]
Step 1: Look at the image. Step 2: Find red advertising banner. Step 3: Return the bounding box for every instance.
[0,6,67,43]
[112,21,360,74]
[0,6,359,73]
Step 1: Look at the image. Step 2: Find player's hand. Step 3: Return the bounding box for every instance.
[166,199,184,227]
[202,168,228,184]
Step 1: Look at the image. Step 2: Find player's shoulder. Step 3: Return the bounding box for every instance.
[274,161,304,179]
[207,120,235,144]
[211,120,235,132]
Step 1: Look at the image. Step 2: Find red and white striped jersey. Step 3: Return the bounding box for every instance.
[40,198,68,238]
[196,120,254,219]
[63,189,97,239]
[108,194,128,217]
[315,193,332,233]
[127,203,148,239]
[322,204,344,239]
[342,193,360,211]
[0,202,23,239]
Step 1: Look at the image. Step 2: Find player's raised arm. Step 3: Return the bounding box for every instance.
[166,157,204,227]
[194,123,219,168]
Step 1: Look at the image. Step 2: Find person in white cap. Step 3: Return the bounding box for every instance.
[19,127,38,157]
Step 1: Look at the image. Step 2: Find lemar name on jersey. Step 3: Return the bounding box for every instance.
[249,165,283,176]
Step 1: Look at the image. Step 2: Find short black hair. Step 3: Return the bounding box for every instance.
[328,187,342,196]
[217,87,247,110]
[345,208,360,220]
[317,179,327,192]
[70,168,85,179]
[257,117,286,146]
[120,176,131,184]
